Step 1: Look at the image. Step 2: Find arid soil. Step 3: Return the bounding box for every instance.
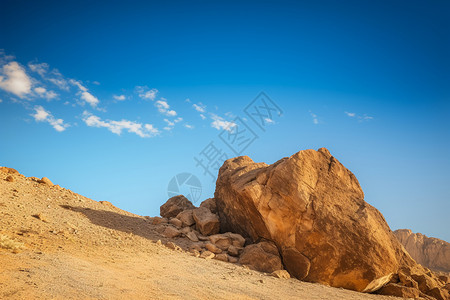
[0,168,403,299]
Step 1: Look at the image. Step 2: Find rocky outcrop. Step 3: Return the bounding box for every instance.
[214,148,414,292]
[394,229,450,273]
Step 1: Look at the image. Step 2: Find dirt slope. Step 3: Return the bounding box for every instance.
[0,168,400,299]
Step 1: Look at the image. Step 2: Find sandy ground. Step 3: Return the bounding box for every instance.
[0,170,403,300]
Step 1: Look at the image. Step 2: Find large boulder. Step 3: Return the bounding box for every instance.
[394,229,450,273]
[214,148,414,292]
[160,195,195,218]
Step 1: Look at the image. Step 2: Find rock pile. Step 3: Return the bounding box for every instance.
[211,148,449,299]
[154,148,449,299]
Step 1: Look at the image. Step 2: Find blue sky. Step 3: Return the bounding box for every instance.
[1,0,449,241]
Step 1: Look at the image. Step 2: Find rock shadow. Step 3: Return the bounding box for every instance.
[60,205,161,242]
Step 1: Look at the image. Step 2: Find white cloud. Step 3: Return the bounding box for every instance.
[0,61,32,98]
[113,94,126,101]
[193,103,206,113]
[31,105,68,132]
[70,79,88,92]
[345,111,356,117]
[136,86,158,100]
[185,98,191,103]
[34,87,58,100]
[82,111,159,138]
[184,124,194,129]
[265,118,275,124]
[69,79,99,107]
[92,81,100,85]
[0,99,3,103]
[155,98,177,116]
[80,91,99,107]
[210,113,236,132]
[200,114,206,120]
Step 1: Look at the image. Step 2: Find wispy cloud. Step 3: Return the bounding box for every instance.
[163,117,183,131]
[193,103,206,113]
[344,111,373,122]
[28,62,70,91]
[113,94,126,101]
[0,61,32,98]
[309,111,319,125]
[31,105,68,132]
[184,124,194,129]
[82,111,159,138]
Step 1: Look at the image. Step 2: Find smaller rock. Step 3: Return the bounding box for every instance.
[398,271,419,289]
[169,218,183,228]
[438,275,449,284]
[176,210,195,227]
[411,274,438,293]
[165,241,181,251]
[214,253,228,262]
[0,167,19,174]
[227,245,241,257]
[377,283,420,298]
[209,232,245,250]
[200,198,217,214]
[427,287,446,300]
[180,227,192,235]
[38,177,53,186]
[209,234,231,251]
[152,217,168,225]
[205,242,223,254]
[282,247,310,280]
[189,242,204,252]
[239,241,282,274]
[32,213,49,223]
[192,207,220,236]
[162,226,181,238]
[200,250,215,259]
[197,234,209,241]
[228,255,238,263]
[160,195,195,218]
[271,270,291,279]
[155,240,162,246]
[5,175,14,182]
[185,231,199,242]
[190,249,200,257]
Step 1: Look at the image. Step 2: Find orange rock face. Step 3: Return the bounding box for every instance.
[215,148,412,292]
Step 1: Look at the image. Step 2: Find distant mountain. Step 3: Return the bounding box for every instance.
[394,229,450,273]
